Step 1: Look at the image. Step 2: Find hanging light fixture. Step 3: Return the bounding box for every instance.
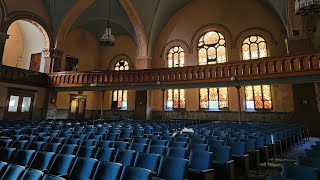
[100,0,115,46]
[295,0,320,16]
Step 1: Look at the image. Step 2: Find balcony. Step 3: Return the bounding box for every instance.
[48,51,320,91]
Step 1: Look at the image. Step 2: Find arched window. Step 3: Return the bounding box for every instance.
[198,31,226,65]
[199,87,228,110]
[167,46,185,68]
[112,59,129,110]
[165,46,185,110]
[242,35,272,110]
[242,35,267,60]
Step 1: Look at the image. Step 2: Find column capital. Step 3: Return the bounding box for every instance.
[0,32,9,44]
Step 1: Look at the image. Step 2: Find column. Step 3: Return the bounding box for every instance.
[161,89,165,121]
[236,86,243,124]
[0,32,9,65]
[42,48,51,73]
[50,48,64,72]
[46,90,58,120]
[100,91,105,120]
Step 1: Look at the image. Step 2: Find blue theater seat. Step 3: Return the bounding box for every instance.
[11,149,36,167]
[29,151,55,171]
[27,141,45,151]
[156,156,188,180]
[130,143,147,153]
[119,166,152,180]
[114,149,136,166]
[77,146,96,158]
[68,157,98,180]
[113,141,129,150]
[134,152,161,172]
[188,150,214,180]
[95,148,115,162]
[166,147,188,159]
[0,164,25,179]
[147,145,166,156]
[59,144,78,155]
[92,161,122,180]
[20,168,44,180]
[0,147,16,162]
[150,140,167,146]
[48,154,76,176]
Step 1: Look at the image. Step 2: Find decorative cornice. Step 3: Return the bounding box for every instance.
[233,27,277,48]
[190,23,233,53]
[160,39,191,58]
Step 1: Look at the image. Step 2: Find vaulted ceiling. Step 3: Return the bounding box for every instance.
[42,0,289,56]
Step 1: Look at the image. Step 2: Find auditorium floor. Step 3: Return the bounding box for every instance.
[245,138,320,180]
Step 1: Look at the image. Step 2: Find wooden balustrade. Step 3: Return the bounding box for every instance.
[47,51,320,89]
[0,65,49,86]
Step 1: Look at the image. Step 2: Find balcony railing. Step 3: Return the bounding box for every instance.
[47,51,320,89]
[0,65,49,86]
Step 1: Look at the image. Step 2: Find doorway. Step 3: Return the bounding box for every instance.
[4,88,36,120]
[293,83,320,137]
[69,94,87,120]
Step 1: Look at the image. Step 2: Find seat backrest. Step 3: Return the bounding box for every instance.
[48,154,76,176]
[150,140,167,146]
[190,138,206,144]
[12,140,29,149]
[209,145,232,163]
[68,157,98,180]
[92,161,122,180]
[95,147,115,162]
[244,139,257,153]
[44,143,61,153]
[147,145,166,156]
[114,149,136,166]
[134,152,161,172]
[166,147,188,159]
[60,144,78,155]
[97,140,113,149]
[77,146,96,158]
[66,138,81,145]
[27,141,45,151]
[187,143,208,152]
[113,141,129,150]
[11,149,36,166]
[0,139,13,147]
[20,168,44,180]
[29,151,55,171]
[0,164,25,180]
[133,138,149,144]
[81,139,95,147]
[157,156,188,180]
[106,133,119,141]
[231,142,246,156]
[189,150,212,170]
[130,143,147,153]
[51,137,66,144]
[168,141,187,148]
[0,161,7,175]
[119,166,152,180]
[282,163,320,180]
[0,147,16,162]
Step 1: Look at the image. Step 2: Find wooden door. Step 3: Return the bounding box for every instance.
[5,89,36,120]
[29,53,42,72]
[293,83,320,137]
[68,94,87,120]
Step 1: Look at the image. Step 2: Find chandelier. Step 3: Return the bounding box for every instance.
[100,0,115,46]
[295,0,320,16]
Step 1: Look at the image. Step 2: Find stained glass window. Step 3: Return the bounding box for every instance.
[198,31,226,65]
[199,87,229,110]
[112,59,129,110]
[166,89,185,110]
[167,46,185,68]
[242,35,267,60]
[245,85,272,110]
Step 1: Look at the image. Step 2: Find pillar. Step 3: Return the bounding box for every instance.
[161,89,165,121]
[100,91,105,120]
[42,48,51,73]
[236,86,243,124]
[0,32,9,65]
[50,49,64,72]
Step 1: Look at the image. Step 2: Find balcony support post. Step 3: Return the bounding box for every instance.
[100,91,104,121]
[161,89,165,121]
[236,86,243,124]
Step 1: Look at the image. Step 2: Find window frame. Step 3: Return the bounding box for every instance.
[199,87,229,111]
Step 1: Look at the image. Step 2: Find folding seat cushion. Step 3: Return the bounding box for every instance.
[147,145,166,156]
[68,157,98,180]
[119,166,152,180]
[92,162,122,180]
[168,141,187,148]
[44,143,62,153]
[281,163,320,180]
[187,143,208,152]
[190,138,206,144]
[77,146,96,158]
[20,168,44,180]
[188,150,214,180]
[29,151,55,171]
[0,147,16,162]
[27,141,45,151]
[59,144,78,155]
[81,139,95,147]
[133,138,149,144]
[156,156,188,180]
[130,143,147,153]
[12,140,29,149]
[66,138,81,145]
[150,140,167,146]
[106,133,119,141]
[0,164,25,179]
[114,149,136,166]
[166,147,188,159]
[48,154,76,176]
[0,139,13,147]
[134,152,161,172]
[113,141,129,150]
[11,149,36,167]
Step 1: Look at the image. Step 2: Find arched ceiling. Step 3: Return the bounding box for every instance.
[42,0,288,56]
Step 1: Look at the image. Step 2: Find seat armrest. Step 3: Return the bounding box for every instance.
[57,174,68,178]
[188,168,214,180]
[41,169,48,174]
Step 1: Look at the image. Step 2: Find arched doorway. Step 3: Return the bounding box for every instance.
[2,19,50,73]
